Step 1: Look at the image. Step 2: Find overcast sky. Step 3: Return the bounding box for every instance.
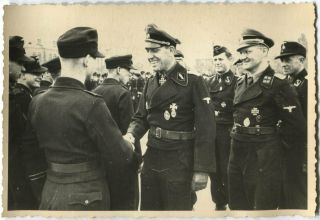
[4,3,316,71]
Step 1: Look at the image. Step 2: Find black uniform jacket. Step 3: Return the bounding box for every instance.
[22,77,133,182]
[289,69,307,118]
[9,83,46,206]
[94,78,134,135]
[128,63,216,173]
[232,66,306,146]
[205,70,237,124]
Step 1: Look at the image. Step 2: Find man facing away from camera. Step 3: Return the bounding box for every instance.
[125,24,216,210]
[93,54,141,210]
[22,27,134,210]
[228,29,306,210]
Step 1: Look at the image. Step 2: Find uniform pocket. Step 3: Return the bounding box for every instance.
[68,192,103,210]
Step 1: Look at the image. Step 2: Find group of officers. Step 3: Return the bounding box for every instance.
[8,23,307,211]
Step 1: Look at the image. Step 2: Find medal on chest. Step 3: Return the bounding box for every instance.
[170,103,178,118]
[251,107,259,116]
[164,110,171,120]
[243,117,251,127]
[221,102,226,108]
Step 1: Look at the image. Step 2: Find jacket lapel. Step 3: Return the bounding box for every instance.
[234,80,262,105]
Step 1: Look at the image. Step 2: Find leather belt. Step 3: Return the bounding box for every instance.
[232,126,277,135]
[150,126,195,140]
[48,161,99,174]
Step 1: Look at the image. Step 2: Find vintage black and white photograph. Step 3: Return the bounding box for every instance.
[2,2,317,217]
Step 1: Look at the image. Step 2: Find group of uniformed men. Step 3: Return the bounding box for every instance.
[8,23,307,211]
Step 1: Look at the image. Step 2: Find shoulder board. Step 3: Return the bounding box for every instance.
[261,75,274,89]
[274,73,286,80]
[83,90,103,97]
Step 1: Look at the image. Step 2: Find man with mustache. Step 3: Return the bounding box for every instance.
[275,41,307,209]
[228,29,306,210]
[206,45,237,210]
[125,24,216,210]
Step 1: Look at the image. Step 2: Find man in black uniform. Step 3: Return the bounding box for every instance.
[275,41,307,209]
[206,45,237,210]
[125,24,216,210]
[9,55,47,210]
[22,27,134,210]
[228,29,306,210]
[93,54,141,210]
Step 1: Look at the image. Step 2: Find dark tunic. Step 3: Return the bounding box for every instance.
[128,63,216,210]
[228,66,306,210]
[22,77,133,210]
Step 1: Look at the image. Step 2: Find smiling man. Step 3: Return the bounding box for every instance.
[205,45,237,210]
[125,24,216,210]
[228,29,306,210]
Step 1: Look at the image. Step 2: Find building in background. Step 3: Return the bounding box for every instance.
[25,39,58,64]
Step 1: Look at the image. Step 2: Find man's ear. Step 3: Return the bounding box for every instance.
[117,67,121,75]
[83,54,91,67]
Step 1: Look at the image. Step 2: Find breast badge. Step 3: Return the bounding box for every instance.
[243,117,251,127]
[164,110,171,120]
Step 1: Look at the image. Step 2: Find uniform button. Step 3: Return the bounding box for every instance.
[85,200,89,205]
[259,168,263,172]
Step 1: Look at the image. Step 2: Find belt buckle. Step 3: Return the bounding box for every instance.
[155,127,162,139]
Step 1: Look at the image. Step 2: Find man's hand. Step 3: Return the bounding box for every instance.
[191,172,208,191]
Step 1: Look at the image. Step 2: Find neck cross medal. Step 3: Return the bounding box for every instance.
[159,74,167,86]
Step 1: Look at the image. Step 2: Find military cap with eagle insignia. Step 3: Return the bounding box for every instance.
[237,29,274,51]
[145,24,181,49]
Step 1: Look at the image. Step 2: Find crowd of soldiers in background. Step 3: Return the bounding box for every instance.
[8,24,308,211]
